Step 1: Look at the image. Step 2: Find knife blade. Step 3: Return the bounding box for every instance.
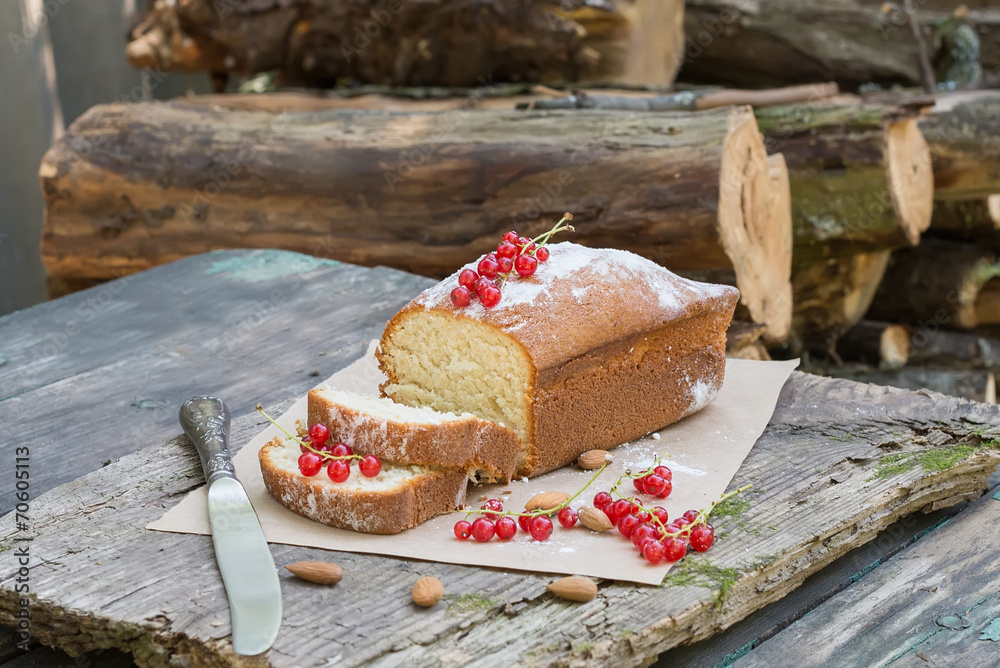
[180,396,282,655]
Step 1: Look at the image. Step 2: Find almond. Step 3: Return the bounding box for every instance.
[577,449,612,469]
[525,491,570,511]
[412,576,444,608]
[578,507,613,532]
[546,576,598,602]
[285,561,343,585]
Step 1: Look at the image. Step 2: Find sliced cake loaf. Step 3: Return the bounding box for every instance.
[307,387,521,483]
[258,437,469,534]
[377,242,740,478]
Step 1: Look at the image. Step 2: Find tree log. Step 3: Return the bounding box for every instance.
[836,320,911,370]
[681,0,1000,88]
[930,195,1000,247]
[755,103,934,264]
[866,241,1000,330]
[791,250,892,353]
[919,93,1000,201]
[802,364,997,404]
[126,0,685,88]
[908,328,1000,373]
[40,101,792,341]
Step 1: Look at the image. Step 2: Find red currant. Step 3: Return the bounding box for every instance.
[557,507,578,528]
[682,509,700,523]
[497,256,513,274]
[634,510,652,524]
[451,286,472,307]
[675,516,692,529]
[518,514,533,532]
[654,465,673,481]
[297,452,323,477]
[300,442,311,454]
[631,523,656,547]
[633,472,647,493]
[478,255,500,279]
[535,246,550,262]
[327,459,350,483]
[643,540,666,564]
[481,499,504,514]
[459,268,479,290]
[313,442,334,455]
[689,524,715,552]
[308,423,330,444]
[644,474,667,496]
[359,455,381,477]
[657,479,673,499]
[662,522,682,537]
[331,443,353,457]
[651,507,669,525]
[496,241,517,259]
[479,284,502,308]
[609,499,632,524]
[471,517,496,542]
[663,537,687,562]
[528,515,553,541]
[502,231,519,244]
[514,254,538,277]
[618,514,640,538]
[454,520,472,540]
[495,516,518,540]
[593,491,613,511]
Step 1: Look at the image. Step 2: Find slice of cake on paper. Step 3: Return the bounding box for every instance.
[307,387,521,483]
[258,437,469,534]
[377,241,739,478]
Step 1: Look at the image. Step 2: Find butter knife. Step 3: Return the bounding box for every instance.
[180,396,282,655]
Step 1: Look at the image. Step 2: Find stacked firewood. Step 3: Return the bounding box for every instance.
[36,0,1000,404]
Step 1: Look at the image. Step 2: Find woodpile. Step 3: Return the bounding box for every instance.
[37,1,1000,406]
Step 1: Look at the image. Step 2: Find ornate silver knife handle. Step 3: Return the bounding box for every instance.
[179,396,236,484]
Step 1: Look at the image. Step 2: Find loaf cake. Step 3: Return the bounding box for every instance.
[377,242,739,478]
[258,437,469,534]
[307,387,521,483]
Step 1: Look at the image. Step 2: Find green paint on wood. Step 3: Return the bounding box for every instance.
[980,618,1000,641]
[993,489,1000,501]
[205,251,339,283]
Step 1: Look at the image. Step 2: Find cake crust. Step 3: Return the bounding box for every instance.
[259,437,469,534]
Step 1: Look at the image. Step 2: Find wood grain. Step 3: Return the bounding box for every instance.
[2,371,998,667]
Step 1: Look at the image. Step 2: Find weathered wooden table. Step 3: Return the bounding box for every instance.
[2,249,999,667]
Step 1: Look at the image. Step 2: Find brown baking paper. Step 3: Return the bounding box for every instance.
[149,342,798,585]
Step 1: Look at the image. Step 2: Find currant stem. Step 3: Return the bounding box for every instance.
[457,461,609,520]
[255,403,361,463]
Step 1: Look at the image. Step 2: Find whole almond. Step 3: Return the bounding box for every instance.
[525,491,570,511]
[578,507,613,532]
[412,576,444,608]
[546,576,598,602]
[577,449,612,470]
[286,561,343,585]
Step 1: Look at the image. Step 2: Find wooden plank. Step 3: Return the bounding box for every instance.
[1,373,998,666]
[0,249,432,514]
[734,486,1000,667]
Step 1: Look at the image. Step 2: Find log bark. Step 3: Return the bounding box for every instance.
[681,0,1000,88]
[803,364,997,404]
[836,320,911,370]
[754,103,934,264]
[908,328,1000,373]
[919,93,1000,201]
[866,241,1000,330]
[40,101,793,341]
[930,195,1000,247]
[126,0,685,88]
[791,250,892,353]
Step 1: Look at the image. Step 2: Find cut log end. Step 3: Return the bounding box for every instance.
[880,325,912,371]
[718,107,793,345]
[886,118,934,246]
[989,195,1000,228]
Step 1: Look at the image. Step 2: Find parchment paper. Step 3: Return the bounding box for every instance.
[149,343,798,585]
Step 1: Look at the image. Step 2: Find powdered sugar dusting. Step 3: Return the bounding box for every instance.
[412,242,733,318]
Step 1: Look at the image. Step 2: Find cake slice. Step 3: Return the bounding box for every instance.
[307,387,521,483]
[377,242,740,478]
[258,437,469,534]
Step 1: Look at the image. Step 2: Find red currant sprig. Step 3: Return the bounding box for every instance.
[452,460,608,543]
[256,404,382,483]
[450,212,574,309]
